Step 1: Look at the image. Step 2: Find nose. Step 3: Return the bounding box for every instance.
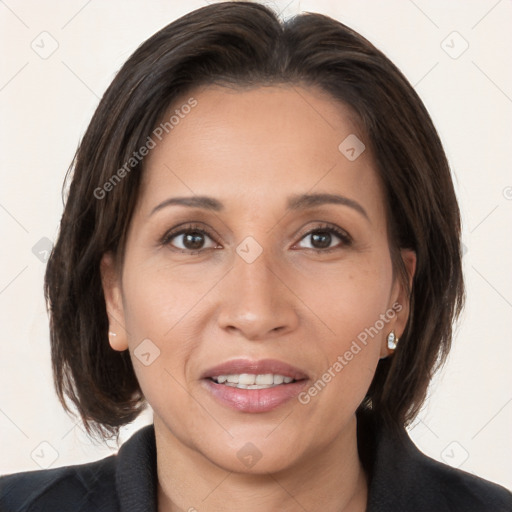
[216,246,299,341]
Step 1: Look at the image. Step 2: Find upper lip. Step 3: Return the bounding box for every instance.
[201,358,309,381]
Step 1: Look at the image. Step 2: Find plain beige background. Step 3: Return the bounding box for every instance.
[1,0,511,490]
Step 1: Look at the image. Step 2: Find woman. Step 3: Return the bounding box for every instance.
[1,2,511,511]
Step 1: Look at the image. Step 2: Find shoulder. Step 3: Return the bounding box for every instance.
[0,453,119,512]
[384,435,512,511]
[0,424,156,512]
[359,410,512,511]
[414,450,512,510]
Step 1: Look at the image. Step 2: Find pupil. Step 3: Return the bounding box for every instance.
[185,232,204,250]
[312,232,331,249]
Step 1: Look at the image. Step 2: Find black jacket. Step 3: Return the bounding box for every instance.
[1,410,511,511]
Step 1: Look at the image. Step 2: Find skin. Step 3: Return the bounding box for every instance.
[101,84,416,512]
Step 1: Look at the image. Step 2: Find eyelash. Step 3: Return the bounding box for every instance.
[160,222,353,255]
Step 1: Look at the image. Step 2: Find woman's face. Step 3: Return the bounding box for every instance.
[102,84,415,473]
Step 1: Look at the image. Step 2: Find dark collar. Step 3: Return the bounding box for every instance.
[113,411,387,512]
[114,410,511,512]
[116,423,158,511]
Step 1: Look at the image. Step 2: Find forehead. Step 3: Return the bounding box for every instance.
[138,84,384,218]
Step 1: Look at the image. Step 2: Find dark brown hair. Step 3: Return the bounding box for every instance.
[44,1,464,443]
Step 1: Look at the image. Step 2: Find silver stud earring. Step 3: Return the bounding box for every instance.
[108,331,117,337]
[387,331,398,350]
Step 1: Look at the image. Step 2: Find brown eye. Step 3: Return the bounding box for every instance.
[296,224,352,253]
[161,224,219,253]
[310,231,333,249]
[178,231,207,250]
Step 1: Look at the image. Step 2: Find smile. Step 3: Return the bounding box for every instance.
[201,359,309,413]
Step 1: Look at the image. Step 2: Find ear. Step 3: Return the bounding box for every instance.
[380,248,416,358]
[100,252,129,351]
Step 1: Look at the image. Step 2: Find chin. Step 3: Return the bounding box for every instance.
[207,443,300,476]
[193,425,307,475]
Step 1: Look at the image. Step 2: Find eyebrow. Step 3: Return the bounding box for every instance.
[150,192,369,221]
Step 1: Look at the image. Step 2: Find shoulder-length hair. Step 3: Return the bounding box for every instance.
[45,1,464,442]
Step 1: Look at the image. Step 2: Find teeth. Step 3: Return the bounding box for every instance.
[239,373,256,385]
[211,373,296,388]
[255,374,273,385]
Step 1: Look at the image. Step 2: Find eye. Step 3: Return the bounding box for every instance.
[160,222,352,255]
[295,224,352,253]
[160,223,220,254]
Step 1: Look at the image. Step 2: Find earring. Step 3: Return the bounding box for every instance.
[108,331,117,337]
[387,331,398,350]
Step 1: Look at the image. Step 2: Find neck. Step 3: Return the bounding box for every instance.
[155,415,368,512]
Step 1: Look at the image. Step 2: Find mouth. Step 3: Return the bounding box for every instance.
[201,359,309,413]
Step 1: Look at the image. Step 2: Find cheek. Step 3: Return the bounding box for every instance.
[119,256,229,405]
[119,262,216,446]
[120,266,196,424]
[293,253,392,395]
[293,252,393,342]
[121,259,212,341]
[296,275,391,435]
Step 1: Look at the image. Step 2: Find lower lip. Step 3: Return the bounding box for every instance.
[203,379,308,413]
